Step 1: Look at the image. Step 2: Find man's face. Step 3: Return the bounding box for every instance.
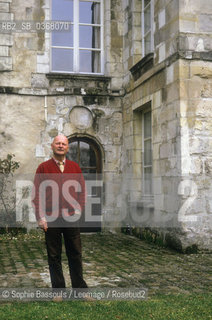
[51,135,69,158]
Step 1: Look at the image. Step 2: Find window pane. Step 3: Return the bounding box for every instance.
[144,111,151,138]
[144,33,151,55]
[144,167,152,194]
[144,140,152,166]
[80,142,96,167]
[89,146,96,167]
[80,142,90,167]
[52,28,73,47]
[79,26,101,48]
[83,168,97,174]
[52,0,73,21]
[68,141,78,162]
[79,1,100,24]
[144,0,151,8]
[79,50,101,73]
[52,48,73,72]
[144,6,151,34]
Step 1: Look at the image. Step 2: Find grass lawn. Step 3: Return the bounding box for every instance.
[0,294,212,320]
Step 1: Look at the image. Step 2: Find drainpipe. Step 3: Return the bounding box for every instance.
[44,95,48,122]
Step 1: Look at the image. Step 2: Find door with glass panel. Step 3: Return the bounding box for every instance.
[67,137,102,231]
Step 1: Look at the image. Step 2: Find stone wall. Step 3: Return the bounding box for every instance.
[0,0,124,230]
[0,0,124,169]
[177,1,212,249]
[121,0,212,251]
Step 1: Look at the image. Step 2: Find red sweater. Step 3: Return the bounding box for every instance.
[32,158,86,221]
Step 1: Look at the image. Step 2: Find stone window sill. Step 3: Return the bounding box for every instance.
[130,53,154,81]
[46,73,111,82]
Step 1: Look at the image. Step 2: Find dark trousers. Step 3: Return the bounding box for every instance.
[45,226,87,288]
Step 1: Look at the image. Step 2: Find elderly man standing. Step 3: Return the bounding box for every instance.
[32,135,88,289]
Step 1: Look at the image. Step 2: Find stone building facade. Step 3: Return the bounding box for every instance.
[0,0,212,251]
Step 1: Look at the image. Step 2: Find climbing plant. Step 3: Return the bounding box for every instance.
[0,154,20,233]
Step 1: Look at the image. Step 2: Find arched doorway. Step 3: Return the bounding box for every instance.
[67,136,103,232]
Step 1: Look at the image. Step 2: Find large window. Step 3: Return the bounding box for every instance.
[141,0,154,56]
[142,109,152,195]
[51,0,104,74]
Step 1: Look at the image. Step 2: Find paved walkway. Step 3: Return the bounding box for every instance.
[0,231,211,297]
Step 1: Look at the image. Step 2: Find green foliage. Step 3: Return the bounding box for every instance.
[0,153,20,175]
[140,228,165,246]
[185,244,198,254]
[122,227,166,248]
[0,154,21,234]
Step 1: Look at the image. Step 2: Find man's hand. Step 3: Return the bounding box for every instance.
[75,209,81,216]
[38,218,48,232]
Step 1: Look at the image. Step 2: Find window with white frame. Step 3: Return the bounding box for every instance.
[142,109,152,195]
[141,0,154,56]
[51,0,104,74]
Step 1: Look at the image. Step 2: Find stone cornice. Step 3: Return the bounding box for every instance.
[129,50,212,91]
